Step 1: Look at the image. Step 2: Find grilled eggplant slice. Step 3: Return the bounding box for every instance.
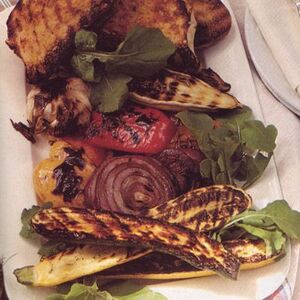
[6,0,114,83]
[129,69,242,112]
[96,239,285,280]
[146,185,252,233]
[31,207,240,279]
[14,246,151,287]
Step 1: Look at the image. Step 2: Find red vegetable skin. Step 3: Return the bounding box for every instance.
[63,137,107,167]
[86,106,177,154]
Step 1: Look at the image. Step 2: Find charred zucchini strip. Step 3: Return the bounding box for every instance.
[146,185,252,233]
[96,239,285,280]
[14,246,150,287]
[129,69,242,112]
[31,207,240,279]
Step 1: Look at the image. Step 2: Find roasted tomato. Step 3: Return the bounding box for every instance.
[85,105,177,154]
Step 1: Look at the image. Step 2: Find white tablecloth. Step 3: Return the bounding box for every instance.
[229,1,300,299]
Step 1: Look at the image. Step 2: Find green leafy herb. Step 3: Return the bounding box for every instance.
[215,200,300,256]
[20,203,52,240]
[47,282,167,300]
[20,206,41,240]
[176,107,278,188]
[237,224,286,257]
[106,26,176,77]
[72,27,176,113]
[90,74,132,113]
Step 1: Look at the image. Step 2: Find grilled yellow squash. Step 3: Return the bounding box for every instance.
[30,207,240,279]
[14,246,150,287]
[15,185,251,286]
[14,239,284,286]
[129,69,242,112]
[96,239,285,280]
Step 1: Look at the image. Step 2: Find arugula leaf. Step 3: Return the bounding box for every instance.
[176,108,277,188]
[47,282,167,300]
[20,206,40,240]
[241,120,277,153]
[72,27,176,112]
[75,30,98,51]
[106,281,167,300]
[20,203,52,240]
[236,224,286,257]
[107,26,176,77]
[90,74,132,113]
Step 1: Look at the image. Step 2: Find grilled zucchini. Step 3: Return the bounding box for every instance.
[31,207,240,279]
[96,239,285,280]
[146,185,252,233]
[15,185,250,286]
[129,69,242,112]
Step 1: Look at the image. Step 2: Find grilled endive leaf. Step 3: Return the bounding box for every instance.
[129,69,242,111]
[14,246,150,287]
[96,239,285,280]
[146,185,252,233]
[31,207,240,279]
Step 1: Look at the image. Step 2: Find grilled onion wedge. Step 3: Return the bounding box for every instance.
[129,69,242,112]
[96,239,285,280]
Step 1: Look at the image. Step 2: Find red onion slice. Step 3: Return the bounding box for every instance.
[84,155,177,214]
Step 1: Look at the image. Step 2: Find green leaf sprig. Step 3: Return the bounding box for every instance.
[177,106,278,188]
[47,281,167,300]
[215,200,300,257]
[71,27,176,113]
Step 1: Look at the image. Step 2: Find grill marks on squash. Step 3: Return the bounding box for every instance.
[146,185,252,233]
[31,207,240,279]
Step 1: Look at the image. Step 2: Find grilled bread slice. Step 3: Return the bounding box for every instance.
[6,0,114,83]
[186,0,232,49]
[101,0,231,48]
[102,0,190,46]
[96,239,285,280]
[31,207,240,279]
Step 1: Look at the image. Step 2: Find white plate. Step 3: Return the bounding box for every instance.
[245,8,300,117]
[0,2,292,300]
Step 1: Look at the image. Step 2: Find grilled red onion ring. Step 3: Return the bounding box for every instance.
[84,155,177,214]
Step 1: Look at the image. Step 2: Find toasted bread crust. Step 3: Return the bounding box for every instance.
[102,0,190,46]
[6,0,114,83]
[190,0,232,48]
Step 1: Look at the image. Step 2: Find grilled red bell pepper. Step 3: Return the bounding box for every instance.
[85,106,177,154]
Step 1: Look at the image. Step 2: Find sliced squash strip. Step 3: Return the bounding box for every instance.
[129,69,242,112]
[14,246,151,287]
[146,185,252,233]
[96,239,285,280]
[31,207,240,279]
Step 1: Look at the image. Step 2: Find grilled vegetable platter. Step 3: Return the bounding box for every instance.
[2,0,300,299]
